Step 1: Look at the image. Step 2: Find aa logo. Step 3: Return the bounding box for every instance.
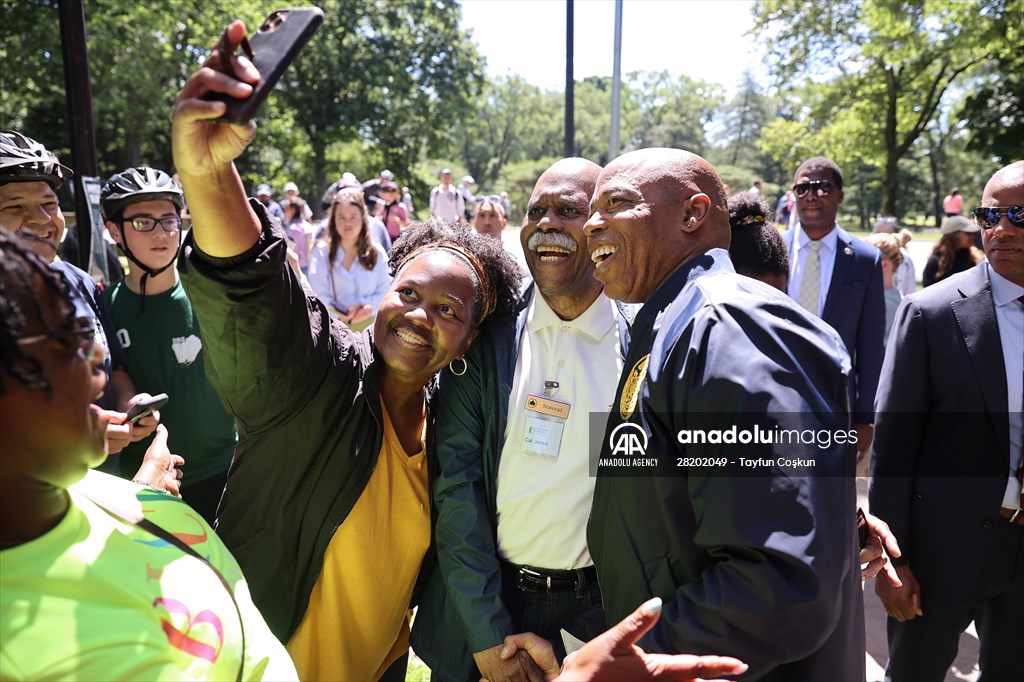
[608,422,648,456]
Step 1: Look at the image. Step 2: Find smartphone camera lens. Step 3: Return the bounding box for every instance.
[261,11,287,32]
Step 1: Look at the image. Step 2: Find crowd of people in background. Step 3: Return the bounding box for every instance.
[2,16,1021,682]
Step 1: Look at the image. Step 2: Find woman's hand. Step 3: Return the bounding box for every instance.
[172,20,259,179]
[133,425,185,498]
[349,304,374,325]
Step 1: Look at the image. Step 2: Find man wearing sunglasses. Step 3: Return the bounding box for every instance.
[101,166,238,525]
[0,130,158,460]
[783,156,885,469]
[870,160,1024,680]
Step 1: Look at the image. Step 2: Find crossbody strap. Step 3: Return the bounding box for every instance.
[74,486,246,682]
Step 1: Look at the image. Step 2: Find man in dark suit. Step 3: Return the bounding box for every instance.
[869,160,1024,681]
[583,148,864,680]
[783,157,885,465]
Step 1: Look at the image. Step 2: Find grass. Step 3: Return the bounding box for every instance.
[406,656,431,682]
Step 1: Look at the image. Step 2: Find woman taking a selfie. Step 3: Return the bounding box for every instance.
[171,21,521,681]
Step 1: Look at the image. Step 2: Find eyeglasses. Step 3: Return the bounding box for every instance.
[122,215,182,233]
[793,181,834,198]
[17,317,98,362]
[971,205,1024,229]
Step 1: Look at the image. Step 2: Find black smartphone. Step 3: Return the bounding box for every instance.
[127,393,169,425]
[206,7,324,123]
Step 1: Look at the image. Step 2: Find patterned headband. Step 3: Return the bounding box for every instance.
[397,242,497,323]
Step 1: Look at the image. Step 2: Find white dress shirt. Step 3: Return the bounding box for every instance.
[788,223,840,318]
[988,264,1024,510]
[306,241,392,314]
[496,292,622,568]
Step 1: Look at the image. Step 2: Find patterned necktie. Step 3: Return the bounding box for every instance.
[799,240,823,315]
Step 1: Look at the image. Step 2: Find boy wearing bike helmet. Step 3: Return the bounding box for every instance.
[102,166,237,524]
[0,130,158,460]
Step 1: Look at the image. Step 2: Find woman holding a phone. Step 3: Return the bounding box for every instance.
[171,21,521,681]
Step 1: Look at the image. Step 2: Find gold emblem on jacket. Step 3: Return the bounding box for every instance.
[619,354,650,420]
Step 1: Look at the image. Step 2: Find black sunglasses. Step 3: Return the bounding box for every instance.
[793,180,834,198]
[971,205,1024,229]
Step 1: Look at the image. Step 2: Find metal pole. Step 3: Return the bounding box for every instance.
[608,0,623,161]
[58,0,99,271]
[564,0,574,157]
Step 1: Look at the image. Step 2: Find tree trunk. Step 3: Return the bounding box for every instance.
[882,66,899,215]
[858,167,867,231]
[312,136,327,220]
[927,133,945,228]
[120,124,142,169]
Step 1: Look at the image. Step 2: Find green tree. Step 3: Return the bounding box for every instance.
[628,70,723,156]
[0,0,264,178]
[454,75,561,189]
[956,45,1024,163]
[753,0,1010,215]
[284,0,483,204]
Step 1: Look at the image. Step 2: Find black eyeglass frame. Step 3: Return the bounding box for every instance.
[121,215,183,233]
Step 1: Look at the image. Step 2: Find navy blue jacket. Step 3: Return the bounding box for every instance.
[869,263,1012,608]
[784,226,885,423]
[589,249,865,681]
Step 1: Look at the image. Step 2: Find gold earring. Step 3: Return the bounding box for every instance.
[449,356,468,376]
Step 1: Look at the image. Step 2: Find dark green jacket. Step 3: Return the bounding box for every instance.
[180,201,436,643]
[411,286,633,680]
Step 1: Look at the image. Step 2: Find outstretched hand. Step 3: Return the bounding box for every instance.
[172,20,259,178]
[495,599,748,682]
[133,425,185,497]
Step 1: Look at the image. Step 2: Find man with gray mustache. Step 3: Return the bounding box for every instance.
[411,158,630,681]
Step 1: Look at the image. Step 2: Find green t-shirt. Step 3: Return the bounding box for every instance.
[0,471,297,681]
[103,279,237,484]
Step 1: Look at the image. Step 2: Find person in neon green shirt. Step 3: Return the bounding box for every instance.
[0,231,296,681]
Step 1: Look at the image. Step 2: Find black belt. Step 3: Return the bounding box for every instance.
[502,560,598,597]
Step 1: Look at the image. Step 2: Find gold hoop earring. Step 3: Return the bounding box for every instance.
[449,356,468,376]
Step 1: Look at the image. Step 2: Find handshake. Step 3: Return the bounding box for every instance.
[479,599,747,682]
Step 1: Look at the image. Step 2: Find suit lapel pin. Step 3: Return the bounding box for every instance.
[844,247,853,256]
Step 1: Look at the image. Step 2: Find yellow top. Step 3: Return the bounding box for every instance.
[286,401,429,681]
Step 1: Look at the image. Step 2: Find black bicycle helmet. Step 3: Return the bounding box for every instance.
[102,166,186,312]
[0,130,74,189]
[100,166,184,220]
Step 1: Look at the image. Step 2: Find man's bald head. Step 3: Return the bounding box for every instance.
[979,160,1024,286]
[983,160,1024,198]
[585,148,730,303]
[521,157,605,320]
[536,157,602,197]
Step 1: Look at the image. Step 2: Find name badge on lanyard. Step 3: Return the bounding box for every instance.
[520,381,571,462]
